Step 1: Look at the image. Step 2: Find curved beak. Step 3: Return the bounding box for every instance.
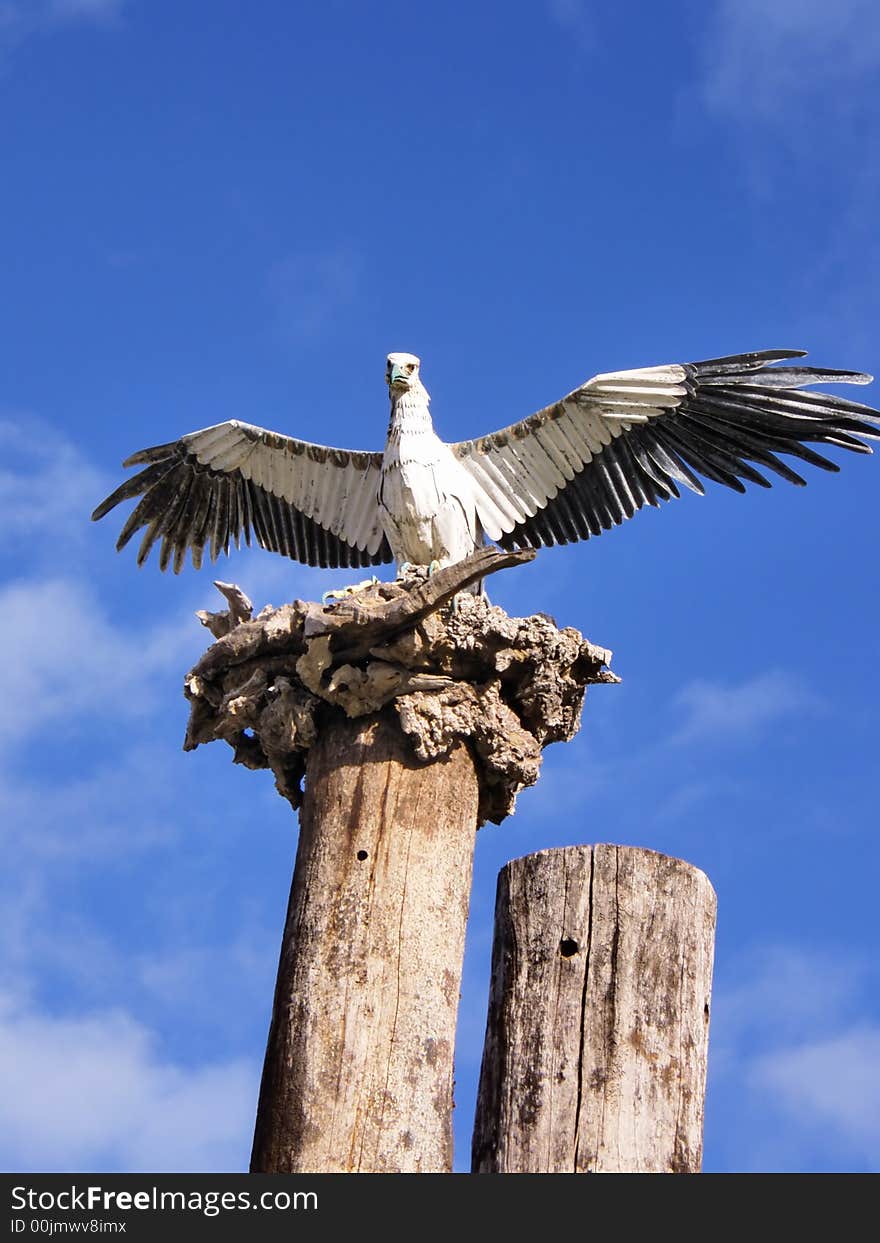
[390,364,407,386]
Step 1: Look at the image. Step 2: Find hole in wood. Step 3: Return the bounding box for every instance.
[356,850,368,861]
[559,937,579,957]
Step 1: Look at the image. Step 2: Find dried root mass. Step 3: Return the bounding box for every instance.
[183,550,618,824]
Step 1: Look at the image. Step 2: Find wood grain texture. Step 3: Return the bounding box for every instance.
[471,844,716,1173]
[250,712,479,1173]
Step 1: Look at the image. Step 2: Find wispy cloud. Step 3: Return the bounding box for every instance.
[0,575,194,746]
[701,0,880,127]
[0,416,109,554]
[270,248,363,346]
[751,1027,880,1162]
[714,946,864,1051]
[0,736,214,1008]
[653,775,743,824]
[694,1,880,351]
[0,723,284,1052]
[546,0,593,53]
[0,743,184,861]
[0,990,257,1172]
[0,420,311,1001]
[47,0,124,21]
[708,946,880,1169]
[670,670,819,746]
[0,0,124,51]
[499,663,826,834]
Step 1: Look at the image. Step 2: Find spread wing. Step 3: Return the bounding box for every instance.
[452,350,880,549]
[91,420,392,572]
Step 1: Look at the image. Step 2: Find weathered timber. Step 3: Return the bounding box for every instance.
[183,553,617,1173]
[471,844,716,1173]
[250,713,479,1172]
[196,580,254,637]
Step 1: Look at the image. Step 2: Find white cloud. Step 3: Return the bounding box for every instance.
[135,923,279,1027]
[694,2,880,354]
[714,946,863,1050]
[0,991,257,1172]
[0,734,285,1047]
[670,669,818,745]
[0,417,109,552]
[0,575,195,746]
[0,738,215,1012]
[709,946,880,1168]
[693,3,880,354]
[702,0,880,125]
[0,743,185,860]
[752,1027,880,1162]
[0,0,124,50]
[0,428,319,1022]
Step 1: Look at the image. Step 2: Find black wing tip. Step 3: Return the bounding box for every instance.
[692,350,876,394]
[91,489,130,522]
[765,348,808,361]
[694,348,808,367]
[122,441,178,468]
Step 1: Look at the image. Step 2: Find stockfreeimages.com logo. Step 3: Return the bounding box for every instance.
[11,1185,317,1220]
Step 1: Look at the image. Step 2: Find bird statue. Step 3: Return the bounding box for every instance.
[92,349,879,576]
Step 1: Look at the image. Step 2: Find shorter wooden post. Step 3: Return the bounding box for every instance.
[472,844,716,1173]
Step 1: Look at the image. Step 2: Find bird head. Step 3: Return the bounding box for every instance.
[386,352,424,398]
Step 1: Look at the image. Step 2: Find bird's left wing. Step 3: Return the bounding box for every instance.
[451,350,880,548]
[92,420,391,572]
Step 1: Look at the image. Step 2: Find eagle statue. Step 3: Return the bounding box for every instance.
[92,349,879,575]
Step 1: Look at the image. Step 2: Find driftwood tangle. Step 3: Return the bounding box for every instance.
[184,549,618,826]
[471,844,717,1173]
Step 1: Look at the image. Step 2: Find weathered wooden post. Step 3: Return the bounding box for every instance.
[182,551,617,1172]
[250,716,478,1172]
[471,844,716,1173]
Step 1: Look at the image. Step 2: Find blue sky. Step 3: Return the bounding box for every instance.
[1,0,878,1173]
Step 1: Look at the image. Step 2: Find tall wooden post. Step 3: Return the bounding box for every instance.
[472,844,716,1173]
[250,715,478,1173]
[182,552,616,1174]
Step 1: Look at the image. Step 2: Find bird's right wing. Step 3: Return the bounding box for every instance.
[92,420,392,572]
